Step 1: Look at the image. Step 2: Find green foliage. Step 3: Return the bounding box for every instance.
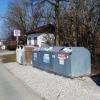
[70,3,74,11]
[2,54,16,63]
[6,45,16,51]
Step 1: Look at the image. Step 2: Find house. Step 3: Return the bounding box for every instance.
[27,33,55,47]
[26,24,55,47]
[27,33,40,46]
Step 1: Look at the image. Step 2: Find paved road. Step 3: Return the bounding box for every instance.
[0,62,42,100]
[0,50,16,56]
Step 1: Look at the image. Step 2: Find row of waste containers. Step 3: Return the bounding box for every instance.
[32,46,91,77]
[16,46,91,78]
[16,45,36,65]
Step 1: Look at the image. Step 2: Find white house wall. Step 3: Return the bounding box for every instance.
[27,34,40,46]
[27,33,55,47]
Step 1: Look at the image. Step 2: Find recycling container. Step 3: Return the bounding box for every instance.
[38,46,50,70]
[16,46,19,63]
[39,46,53,71]
[32,47,41,68]
[16,45,20,63]
[32,46,91,77]
[52,47,91,77]
[38,46,64,71]
[23,46,34,65]
[71,47,91,77]
[16,45,24,64]
[32,46,63,71]
[52,47,72,76]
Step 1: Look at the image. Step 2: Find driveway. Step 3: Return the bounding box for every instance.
[0,62,41,100]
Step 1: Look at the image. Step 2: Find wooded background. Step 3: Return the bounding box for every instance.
[3,0,100,70]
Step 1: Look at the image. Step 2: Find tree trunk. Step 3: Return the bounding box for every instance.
[55,0,60,46]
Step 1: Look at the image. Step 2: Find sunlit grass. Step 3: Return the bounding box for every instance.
[2,54,16,63]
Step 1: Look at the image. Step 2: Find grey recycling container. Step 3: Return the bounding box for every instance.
[39,46,63,71]
[32,46,91,77]
[39,47,52,71]
[70,47,91,77]
[52,47,91,77]
[39,46,52,70]
[52,47,71,76]
[32,47,40,68]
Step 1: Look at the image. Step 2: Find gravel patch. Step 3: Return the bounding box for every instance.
[4,62,100,100]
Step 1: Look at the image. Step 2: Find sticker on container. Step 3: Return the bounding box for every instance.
[58,53,66,60]
[52,55,55,58]
[43,54,50,63]
[34,53,37,61]
[67,56,69,59]
[59,59,64,65]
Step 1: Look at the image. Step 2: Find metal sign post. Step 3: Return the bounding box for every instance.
[16,36,19,47]
[14,29,21,47]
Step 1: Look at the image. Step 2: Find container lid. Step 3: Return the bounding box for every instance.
[62,47,72,53]
[51,46,64,52]
[39,46,50,51]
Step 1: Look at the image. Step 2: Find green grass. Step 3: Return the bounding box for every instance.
[2,54,16,63]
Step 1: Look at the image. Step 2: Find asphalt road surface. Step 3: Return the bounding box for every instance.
[0,62,42,100]
[0,50,16,56]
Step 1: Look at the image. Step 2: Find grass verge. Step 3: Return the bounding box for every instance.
[2,54,16,63]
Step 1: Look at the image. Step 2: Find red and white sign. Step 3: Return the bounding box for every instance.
[58,53,66,60]
[14,29,21,36]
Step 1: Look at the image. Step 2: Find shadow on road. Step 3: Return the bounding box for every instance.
[91,74,100,87]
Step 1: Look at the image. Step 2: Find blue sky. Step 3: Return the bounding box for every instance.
[0,0,10,39]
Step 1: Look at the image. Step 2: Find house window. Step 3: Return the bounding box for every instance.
[28,37,31,45]
[34,37,37,45]
[34,37,37,40]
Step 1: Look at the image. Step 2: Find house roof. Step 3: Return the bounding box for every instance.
[26,24,55,35]
[95,0,100,7]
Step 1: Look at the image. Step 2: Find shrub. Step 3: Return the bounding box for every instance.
[6,45,16,50]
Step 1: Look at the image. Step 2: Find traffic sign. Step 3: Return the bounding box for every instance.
[14,29,21,36]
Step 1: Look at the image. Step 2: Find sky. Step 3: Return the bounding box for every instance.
[0,0,10,39]
[0,0,71,40]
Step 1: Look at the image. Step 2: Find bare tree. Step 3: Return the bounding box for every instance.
[4,0,43,37]
[32,0,70,45]
[4,0,99,47]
